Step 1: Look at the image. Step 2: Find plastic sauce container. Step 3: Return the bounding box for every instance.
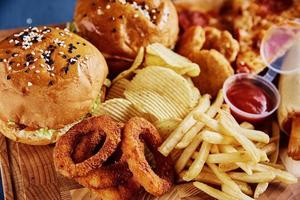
[223,73,280,122]
[223,20,300,123]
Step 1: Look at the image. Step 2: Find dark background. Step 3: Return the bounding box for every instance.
[0,1,77,198]
[0,0,76,30]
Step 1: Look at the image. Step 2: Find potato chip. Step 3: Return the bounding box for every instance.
[125,90,179,121]
[112,47,145,84]
[144,43,200,77]
[124,66,198,120]
[94,98,143,122]
[154,118,182,139]
[106,79,131,100]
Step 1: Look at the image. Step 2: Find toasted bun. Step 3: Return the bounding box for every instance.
[0,27,108,131]
[74,0,179,72]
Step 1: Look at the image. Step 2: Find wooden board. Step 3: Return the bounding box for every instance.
[1,29,300,200]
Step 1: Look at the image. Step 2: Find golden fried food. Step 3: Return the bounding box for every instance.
[191,50,233,97]
[203,27,239,63]
[93,178,140,200]
[177,26,205,57]
[178,26,239,63]
[122,117,174,196]
[53,115,123,178]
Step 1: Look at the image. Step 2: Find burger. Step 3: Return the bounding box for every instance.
[0,26,108,145]
[74,0,179,76]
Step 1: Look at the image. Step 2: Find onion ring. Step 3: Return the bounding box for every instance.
[74,145,133,189]
[68,120,134,190]
[93,177,140,200]
[121,117,174,196]
[53,115,123,178]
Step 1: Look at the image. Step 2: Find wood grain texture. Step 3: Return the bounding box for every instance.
[0,134,81,200]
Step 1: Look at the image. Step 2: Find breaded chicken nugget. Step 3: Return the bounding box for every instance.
[177,26,206,57]
[204,27,240,63]
[190,50,234,97]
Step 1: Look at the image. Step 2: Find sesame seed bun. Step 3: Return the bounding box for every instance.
[74,0,179,74]
[0,27,108,144]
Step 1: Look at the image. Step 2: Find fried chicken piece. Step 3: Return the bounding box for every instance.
[191,50,234,97]
[177,26,205,57]
[177,26,239,63]
[203,27,240,63]
[177,26,235,97]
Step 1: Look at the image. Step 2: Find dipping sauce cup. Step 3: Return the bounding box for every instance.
[223,73,280,123]
[223,20,300,123]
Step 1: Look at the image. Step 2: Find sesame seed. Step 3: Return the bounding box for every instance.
[59,52,64,55]
[3,59,7,63]
[35,70,40,73]
[27,82,33,87]
[50,73,55,77]
[134,14,139,18]
[17,63,20,67]
[9,39,14,43]
[8,66,12,70]
[41,64,45,68]
[106,4,111,9]
[97,8,103,15]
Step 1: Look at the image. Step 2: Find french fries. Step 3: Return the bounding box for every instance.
[158,95,211,156]
[254,182,269,199]
[228,171,276,183]
[193,182,239,200]
[206,152,252,164]
[157,89,297,200]
[176,90,224,148]
[201,130,237,145]
[183,142,212,181]
[221,184,254,200]
[219,111,261,162]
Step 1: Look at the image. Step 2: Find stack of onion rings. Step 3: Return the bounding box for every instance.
[53,115,174,199]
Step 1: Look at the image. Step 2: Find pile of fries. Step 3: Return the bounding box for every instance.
[158,91,297,200]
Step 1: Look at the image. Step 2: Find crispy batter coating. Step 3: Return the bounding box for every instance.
[177,26,239,63]
[53,115,123,178]
[177,26,235,97]
[93,177,140,200]
[122,117,174,197]
[191,50,234,97]
[203,27,239,63]
[177,26,206,57]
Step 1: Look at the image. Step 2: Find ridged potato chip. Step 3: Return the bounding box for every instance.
[125,90,178,121]
[145,43,200,77]
[112,47,145,84]
[124,66,198,120]
[154,118,182,139]
[106,79,131,100]
[94,98,143,122]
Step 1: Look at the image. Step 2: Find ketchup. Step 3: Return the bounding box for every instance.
[226,80,273,115]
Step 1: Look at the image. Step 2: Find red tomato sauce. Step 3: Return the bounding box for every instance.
[226,80,273,115]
